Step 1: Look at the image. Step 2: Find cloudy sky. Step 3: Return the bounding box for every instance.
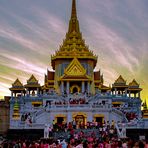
[0,0,148,101]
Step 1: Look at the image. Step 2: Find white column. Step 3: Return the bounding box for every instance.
[61,81,64,94]
[87,82,90,93]
[21,91,23,97]
[37,88,39,96]
[67,112,72,123]
[82,81,85,93]
[138,92,140,98]
[66,81,70,94]
[129,91,131,98]
[43,89,46,95]
[115,88,117,96]
[28,90,30,96]
[125,89,127,97]
[26,88,28,96]
[11,91,13,98]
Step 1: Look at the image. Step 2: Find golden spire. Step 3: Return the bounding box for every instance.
[68,0,80,33]
[51,0,98,69]
[71,0,77,18]
[143,100,148,110]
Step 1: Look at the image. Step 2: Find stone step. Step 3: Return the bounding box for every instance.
[52,129,100,139]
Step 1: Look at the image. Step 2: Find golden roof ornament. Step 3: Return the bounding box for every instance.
[51,0,97,68]
[115,75,126,84]
[12,78,23,87]
[9,78,25,91]
[27,74,38,83]
[129,79,139,87]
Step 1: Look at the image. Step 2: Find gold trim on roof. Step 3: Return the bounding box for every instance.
[59,58,91,81]
[65,58,86,76]
[12,78,23,87]
[129,79,139,86]
[27,74,38,83]
[51,0,97,68]
[114,75,126,84]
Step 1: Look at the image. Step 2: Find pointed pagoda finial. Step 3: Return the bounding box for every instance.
[68,0,80,33]
[71,0,77,18]
[144,99,148,110]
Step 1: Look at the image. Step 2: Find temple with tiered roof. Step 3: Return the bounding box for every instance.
[9,0,148,136]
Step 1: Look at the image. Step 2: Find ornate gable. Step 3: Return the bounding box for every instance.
[12,79,23,87]
[27,75,38,84]
[129,79,139,87]
[65,58,86,76]
[115,75,126,84]
[10,78,24,91]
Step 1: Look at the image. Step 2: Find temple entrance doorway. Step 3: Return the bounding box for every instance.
[57,117,64,124]
[73,87,78,93]
[94,114,104,125]
[75,115,85,126]
[70,84,80,94]
[95,117,103,124]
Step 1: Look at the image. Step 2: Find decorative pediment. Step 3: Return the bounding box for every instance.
[12,79,23,87]
[65,58,86,76]
[129,79,139,87]
[27,75,38,84]
[114,75,126,84]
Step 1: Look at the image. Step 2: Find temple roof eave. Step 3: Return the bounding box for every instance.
[24,84,41,88]
[112,85,128,88]
[9,88,25,91]
[59,75,92,81]
[51,56,97,70]
[51,55,97,61]
[128,88,142,91]
[59,78,92,82]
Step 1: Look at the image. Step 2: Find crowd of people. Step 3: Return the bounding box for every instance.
[0,119,147,147]
[54,98,87,106]
[21,113,33,125]
[9,120,144,147]
[1,134,148,147]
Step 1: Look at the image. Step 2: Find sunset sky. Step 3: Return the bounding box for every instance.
[0,0,148,102]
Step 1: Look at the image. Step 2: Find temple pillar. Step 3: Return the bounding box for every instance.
[115,88,117,96]
[11,91,13,98]
[82,81,85,93]
[129,91,131,98]
[37,88,39,96]
[21,91,23,97]
[43,89,46,95]
[66,81,70,94]
[111,91,113,95]
[125,89,127,97]
[138,92,140,98]
[28,90,30,96]
[67,112,72,123]
[87,82,90,94]
[61,81,64,94]
[134,93,136,98]
[26,88,28,96]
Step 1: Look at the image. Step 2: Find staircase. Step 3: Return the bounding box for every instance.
[112,108,128,122]
[53,128,100,139]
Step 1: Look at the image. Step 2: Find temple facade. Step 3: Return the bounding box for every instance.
[9,0,147,130]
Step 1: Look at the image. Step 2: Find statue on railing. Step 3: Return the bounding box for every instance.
[120,123,126,138]
[44,124,49,138]
[115,123,126,139]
